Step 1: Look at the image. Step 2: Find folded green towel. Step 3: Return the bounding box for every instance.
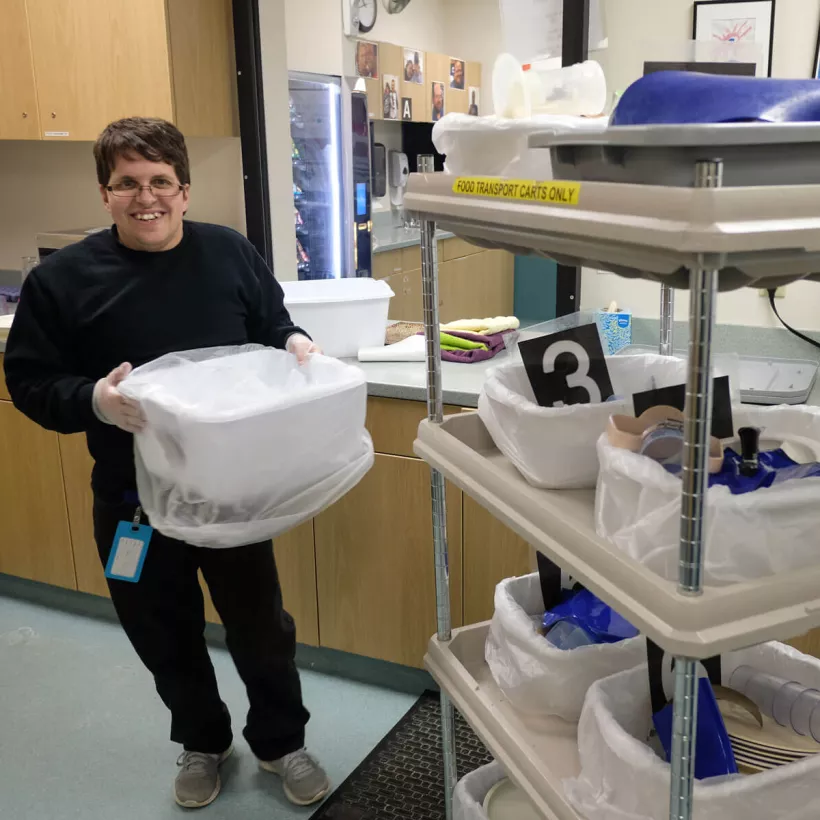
[440,332,488,351]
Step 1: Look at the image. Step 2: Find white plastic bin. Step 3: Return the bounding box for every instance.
[121,345,374,547]
[478,354,691,489]
[453,761,506,820]
[486,574,646,721]
[565,642,820,820]
[432,113,608,178]
[281,278,394,359]
[595,404,820,584]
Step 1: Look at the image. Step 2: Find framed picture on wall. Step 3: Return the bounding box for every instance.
[693,0,776,77]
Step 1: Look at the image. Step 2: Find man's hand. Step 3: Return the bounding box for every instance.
[286,333,322,365]
[93,362,146,433]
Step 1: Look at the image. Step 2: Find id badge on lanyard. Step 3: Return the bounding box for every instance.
[105,505,153,583]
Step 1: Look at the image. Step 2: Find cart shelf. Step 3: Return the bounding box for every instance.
[426,621,582,820]
[414,412,820,659]
[404,172,820,291]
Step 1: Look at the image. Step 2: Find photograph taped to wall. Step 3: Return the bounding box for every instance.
[431,81,445,122]
[468,86,480,116]
[403,48,424,84]
[383,75,399,120]
[693,0,775,76]
[356,40,379,79]
[450,58,465,89]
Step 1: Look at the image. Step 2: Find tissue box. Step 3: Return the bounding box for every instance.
[596,310,632,355]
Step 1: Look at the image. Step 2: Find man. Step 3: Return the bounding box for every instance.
[389,79,399,120]
[4,118,329,810]
[432,82,445,122]
[451,60,464,90]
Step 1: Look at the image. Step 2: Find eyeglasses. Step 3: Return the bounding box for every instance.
[106,178,185,198]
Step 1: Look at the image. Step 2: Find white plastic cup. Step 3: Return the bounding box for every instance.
[730,665,820,740]
[522,59,607,117]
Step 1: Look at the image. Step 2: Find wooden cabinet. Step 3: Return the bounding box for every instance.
[0,0,41,139]
[0,401,76,588]
[314,453,463,668]
[23,0,237,141]
[463,496,532,624]
[385,248,514,324]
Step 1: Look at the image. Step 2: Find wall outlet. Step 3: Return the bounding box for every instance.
[759,287,786,299]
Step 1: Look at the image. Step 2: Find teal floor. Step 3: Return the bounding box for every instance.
[0,596,417,820]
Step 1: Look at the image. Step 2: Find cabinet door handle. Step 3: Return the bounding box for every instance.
[51,112,57,118]
[22,112,28,119]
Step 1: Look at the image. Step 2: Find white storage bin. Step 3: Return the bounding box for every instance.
[596,404,820,584]
[453,761,506,820]
[121,345,374,548]
[478,354,692,489]
[565,642,820,820]
[281,278,393,359]
[486,574,646,721]
[432,113,608,178]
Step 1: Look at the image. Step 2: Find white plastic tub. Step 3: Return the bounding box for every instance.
[486,574,646,721]
[478,354,691,489]
[282,278,394,358]
[595,404,820,584]
[565,642,820,820]
[121,345,374,547]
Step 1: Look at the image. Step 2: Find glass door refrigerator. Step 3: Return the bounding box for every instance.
[289,72,372,279]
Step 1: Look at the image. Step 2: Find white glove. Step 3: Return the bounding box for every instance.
[286,333,322,365]
[92,362,146,434]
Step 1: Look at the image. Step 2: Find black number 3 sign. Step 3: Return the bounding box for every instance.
[519,324,614,408]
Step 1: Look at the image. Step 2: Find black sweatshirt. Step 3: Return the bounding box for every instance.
[4,221,305,501]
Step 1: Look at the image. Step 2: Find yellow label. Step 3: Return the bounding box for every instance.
[451,177,581,206]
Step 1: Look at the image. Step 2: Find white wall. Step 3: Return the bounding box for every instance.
[260,0,300,281]
[0,138,245,272]
[284,0,345,75]
[443,0,503,113]
[366,0,447,53]
[581,0,820,331]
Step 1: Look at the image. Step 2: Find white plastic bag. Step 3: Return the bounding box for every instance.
[432,112,608,178]
[453,761,506,820]
[478,354,691,489]
[121,345,374,548]
[486,574,646,721]
[596,404,820,584]
[565,642,820,820]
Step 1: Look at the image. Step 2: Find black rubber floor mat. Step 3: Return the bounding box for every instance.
[311,691,492,820]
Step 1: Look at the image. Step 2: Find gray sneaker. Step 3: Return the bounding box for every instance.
[259,749,330,806]
[174,746,234,809]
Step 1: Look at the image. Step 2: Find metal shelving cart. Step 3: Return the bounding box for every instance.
[407,125,820,820]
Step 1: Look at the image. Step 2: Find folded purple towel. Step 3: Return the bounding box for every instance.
[417,329,513,363]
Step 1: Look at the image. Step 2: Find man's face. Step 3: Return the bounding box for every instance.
[454,62,464,86]
[101,153,189,252]
[433,85,443,110]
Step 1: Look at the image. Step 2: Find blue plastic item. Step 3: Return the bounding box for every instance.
[653,677,739,781]
[542,588,639,646]
[668,448,820,492]
[612,71,820,126]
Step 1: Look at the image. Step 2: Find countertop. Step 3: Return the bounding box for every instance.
[345,351,510,407]
[371,223,454,254]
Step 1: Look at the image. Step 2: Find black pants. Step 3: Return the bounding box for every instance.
[93,496,310,759]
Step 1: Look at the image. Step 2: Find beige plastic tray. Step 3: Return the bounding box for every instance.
[426,622,581,820]
[404,173,820,291]
[414,413,820,658]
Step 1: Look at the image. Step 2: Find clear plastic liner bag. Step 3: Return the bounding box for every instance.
[120,345,374,548]
[486,574,646,721]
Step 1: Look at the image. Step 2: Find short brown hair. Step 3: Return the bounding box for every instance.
[93,117,190,187]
